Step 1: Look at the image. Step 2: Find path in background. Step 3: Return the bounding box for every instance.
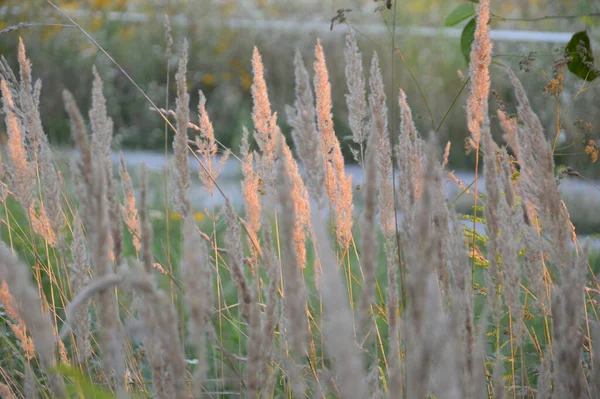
[0,6,576,43]
[115,150,600,214]
[55,149,600,246]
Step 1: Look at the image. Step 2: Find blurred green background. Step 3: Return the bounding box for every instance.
[0,0,599,176]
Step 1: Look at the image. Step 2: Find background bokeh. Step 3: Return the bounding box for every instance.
[0,0,599,175]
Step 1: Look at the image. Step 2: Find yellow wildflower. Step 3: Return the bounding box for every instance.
[170,211,204,222]
[202,74,215,86]
[193,211,205,223]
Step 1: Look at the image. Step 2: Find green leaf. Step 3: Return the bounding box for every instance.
[461,18,477,64]
[52,364,116,399]
[444,4,475,27]
[459,214,486,224]
[565,31,598,81]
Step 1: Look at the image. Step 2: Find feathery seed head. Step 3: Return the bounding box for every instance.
[173,40,191,218]
[466,0,492,147]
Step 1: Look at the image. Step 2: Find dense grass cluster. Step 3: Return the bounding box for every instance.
[1,0,600,398]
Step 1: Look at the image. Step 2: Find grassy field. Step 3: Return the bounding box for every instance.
[2,0,600,398]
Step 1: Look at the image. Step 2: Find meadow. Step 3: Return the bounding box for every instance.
[1,0,600,398]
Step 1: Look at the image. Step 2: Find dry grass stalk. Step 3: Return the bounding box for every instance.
[369,53,394,238]
[314,39,354,249]
[313,212,368,399]
[280,355,306,399]
[344,32,368,164]
[38,143,62,244]
[356,51,386,341]
[128,167,187,397]
[224,200,253,323]
[481,122,504,319]
[251,47,279,186]
[250,46,312,267]
[506,69,571,266]
[89,67,113,172]
[521,219,546,310]
[430,158,452,302]
[258,215,283,395]
[1,280,35,360]
[276,145,308,360]
[466,0,492,148]
[281,144,312,269]
[497,110,520,156]
[403,138,448,398]
[251,46,275,147]
[589,323,600,398]
[28,202,56,247]
[139,164,154,274]
[441,141,451,169]
[396,89,423,223]
[17,37,32,103]
[285,50,326,208]
[498,150,523,341]
[119,153,141,254]
[107,174,122,265]
[537,347,553,399]
[58,339,69,366]
[195,90,229,195]
[62,274,122,335]
[15,40,63,244]
[63,89,95,233]
[1,79,35,209]
[128,261,187,399]
[182,216,213,396]
[246,270,263,397]
[90,162,123,389]
[314,38,340,204]
[65,77,124,388]
[173,40,191,219]
[0,242,66,397]
[430,316,463,399]
[385,234,402,399]
[0,381,16,399]
[149,315,186,396]
[240,126,262,259]
[447,212,475,396]
[367,364,384,399]
[17,38,44,154]
[24,363,37,399]
[552,246,588,398]
[470,312,490,399]
[358,127,378,342]
[69,217,91,364]
[0,154,7,204]
[446,170,471,194]
[89,67,121,264]
[492,351,505,399]
[388,91,424,397]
